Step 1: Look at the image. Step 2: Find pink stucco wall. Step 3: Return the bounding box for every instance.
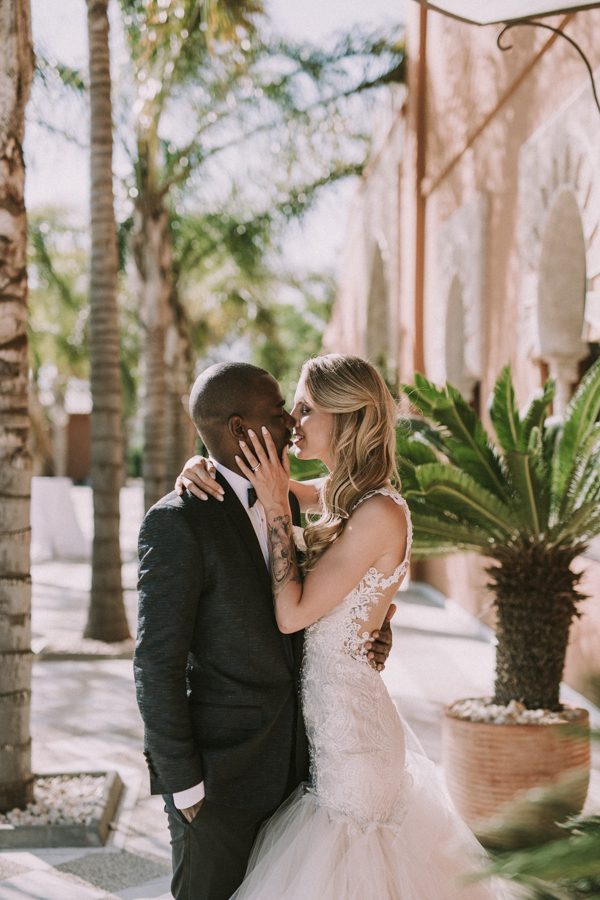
[328,6,600,701]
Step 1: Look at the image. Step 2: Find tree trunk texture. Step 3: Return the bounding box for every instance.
[84,0,129,642]
[164,285,195,489]
[489,544,583,711]
[493,597,573,710]
[0,0,34,812]
[133,196,172,511]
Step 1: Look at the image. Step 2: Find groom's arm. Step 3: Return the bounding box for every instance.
[134,503,204,796]
[365,604,396,671]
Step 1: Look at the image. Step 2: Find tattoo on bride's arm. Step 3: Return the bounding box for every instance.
[268,515,302,593]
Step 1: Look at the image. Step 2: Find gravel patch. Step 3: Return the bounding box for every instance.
[448,697,585,725]
[56,850,169,893]
[0,775,108,827]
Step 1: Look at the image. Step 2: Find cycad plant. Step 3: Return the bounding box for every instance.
[398,359,600,712]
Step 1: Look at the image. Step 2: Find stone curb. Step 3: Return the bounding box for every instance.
[0,771,123,849]
[33,639,135,662]
[36,649,134,662]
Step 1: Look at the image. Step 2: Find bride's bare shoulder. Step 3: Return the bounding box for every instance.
[348,491,408,536]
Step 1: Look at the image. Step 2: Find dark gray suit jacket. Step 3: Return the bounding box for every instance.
[134,472,308,812]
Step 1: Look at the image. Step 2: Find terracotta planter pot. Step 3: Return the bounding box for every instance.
[442,703,590,829]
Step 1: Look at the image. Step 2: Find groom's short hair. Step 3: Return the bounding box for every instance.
[189,361,270,443]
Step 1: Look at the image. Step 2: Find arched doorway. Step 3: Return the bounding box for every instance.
[537,191,587,414]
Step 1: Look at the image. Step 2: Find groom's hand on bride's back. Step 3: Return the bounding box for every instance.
[365,603,396,671]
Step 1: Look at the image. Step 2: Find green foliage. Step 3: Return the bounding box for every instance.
[470,728,600,895]
[400,362,600,710]
[486,810,600,897]
[35,53,86,94]
[28,211,141,418]
[401,362,600,556]
[117,0,405,272]
[407,374,506,499]
[28,213,89,391]
[170,197,335,396]
[251,274,335,403]
[288,454,328,482]
[552,362,600,523]
[119,0,404,199]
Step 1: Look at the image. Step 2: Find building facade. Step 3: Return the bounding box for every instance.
[325,6,600,699]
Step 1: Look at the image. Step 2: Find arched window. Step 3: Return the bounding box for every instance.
[537,190,587,414]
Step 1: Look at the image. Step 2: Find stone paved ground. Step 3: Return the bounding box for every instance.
[1,483,599,899]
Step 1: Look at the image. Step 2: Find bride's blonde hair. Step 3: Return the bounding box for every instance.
[302,354,400,571]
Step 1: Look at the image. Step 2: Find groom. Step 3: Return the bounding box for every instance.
[134,361,394,900]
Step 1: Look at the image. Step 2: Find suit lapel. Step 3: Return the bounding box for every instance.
[216,471,272,591]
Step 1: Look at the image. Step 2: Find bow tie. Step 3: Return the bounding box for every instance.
[247,487,258,508]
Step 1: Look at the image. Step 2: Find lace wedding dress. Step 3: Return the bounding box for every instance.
[232,488,508,899]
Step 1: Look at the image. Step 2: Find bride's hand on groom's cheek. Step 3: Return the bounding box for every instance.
[365,604,396,671]
[175,456,225,502]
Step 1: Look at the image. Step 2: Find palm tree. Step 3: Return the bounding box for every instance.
[0,0,34,812]
[119,0,404,509]
[84,0,130,642]
[399,360,600,712]
[122,0,266,509]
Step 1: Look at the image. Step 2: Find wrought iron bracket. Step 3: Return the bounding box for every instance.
[497,19,600,117]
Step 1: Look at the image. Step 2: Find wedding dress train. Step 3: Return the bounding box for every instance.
[232,489,509,899]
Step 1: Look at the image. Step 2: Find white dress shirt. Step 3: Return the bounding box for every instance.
[172,460,270,810]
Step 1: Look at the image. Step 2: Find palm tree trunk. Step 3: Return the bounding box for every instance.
[83,0,130,642]
[489,544,583,710]
[0,0,34,812]
[133,194,172,511]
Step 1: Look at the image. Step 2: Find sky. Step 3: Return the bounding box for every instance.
[27,0,406,273]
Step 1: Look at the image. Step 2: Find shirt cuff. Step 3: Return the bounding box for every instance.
[173,781,205,809]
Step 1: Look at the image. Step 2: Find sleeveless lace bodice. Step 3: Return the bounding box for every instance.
[305,487,412,665]
[301,487,413,829]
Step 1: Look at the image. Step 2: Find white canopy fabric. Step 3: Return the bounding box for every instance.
[414,0,600,25]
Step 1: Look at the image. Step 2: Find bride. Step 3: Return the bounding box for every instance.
[180,353,506,899]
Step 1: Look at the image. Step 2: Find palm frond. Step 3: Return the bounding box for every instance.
[396,433,439,466]
[558,424,600,521]
[548,497,598,545]
[489,364,522,453]
[520,377,554,451]
[410,539,464,559]
[413,464,515,539]
[408,510,494,553]
[403,377,507,500]
[501,424,551,533]
[401,415,447,452]
[553,359,600,503]
[504,450,548,534]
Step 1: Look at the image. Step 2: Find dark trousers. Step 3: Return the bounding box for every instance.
[164,795,270,900]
